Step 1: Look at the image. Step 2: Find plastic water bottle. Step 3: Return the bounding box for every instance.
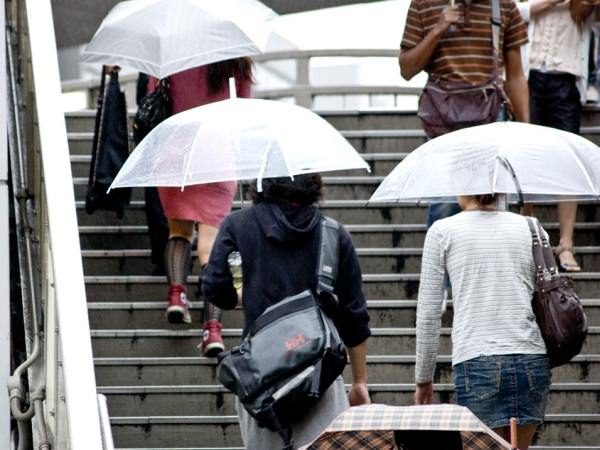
[228,251,243,290]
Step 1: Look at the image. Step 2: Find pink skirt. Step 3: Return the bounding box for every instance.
[158,181,237,227]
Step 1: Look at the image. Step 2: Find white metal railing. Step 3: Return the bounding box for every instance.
[7,0,105,448]
[61,48,420,109]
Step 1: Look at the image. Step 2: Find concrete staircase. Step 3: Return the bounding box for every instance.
[65,108,600,450]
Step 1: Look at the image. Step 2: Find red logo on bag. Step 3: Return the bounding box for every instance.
[285,333,306,351]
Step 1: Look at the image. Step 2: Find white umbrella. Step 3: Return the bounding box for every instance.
[81,0,276,79]
[370,122,600,204]
[109,97,370,190]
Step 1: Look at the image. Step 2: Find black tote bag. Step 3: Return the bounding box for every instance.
[85,66,132,219]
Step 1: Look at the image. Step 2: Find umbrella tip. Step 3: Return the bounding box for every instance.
[229,77,237,99]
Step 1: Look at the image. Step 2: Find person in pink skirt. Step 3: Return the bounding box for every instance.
[151,58,252,356]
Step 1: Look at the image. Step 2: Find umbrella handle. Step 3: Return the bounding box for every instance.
[497,156,523,207]
[510,417,518,450]
[229,77,237,99]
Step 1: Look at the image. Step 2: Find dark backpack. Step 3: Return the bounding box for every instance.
[217,217,348,450]
[85,66,132,219]
[132,77,172,145]
[526,217,588,367]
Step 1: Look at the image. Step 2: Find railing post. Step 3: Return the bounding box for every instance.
[295,56,312,108]
[0,4,11,449]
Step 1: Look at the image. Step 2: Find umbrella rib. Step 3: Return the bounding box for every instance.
[562,141,598,195]
[256,141,274,193]
[181,127,205,191]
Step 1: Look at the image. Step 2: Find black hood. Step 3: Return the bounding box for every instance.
[254,201,322,243]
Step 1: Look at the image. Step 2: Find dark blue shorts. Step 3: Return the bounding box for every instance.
[453,354,551,429]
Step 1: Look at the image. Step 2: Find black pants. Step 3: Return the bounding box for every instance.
[145,186,169,275]
[529,70,581,133]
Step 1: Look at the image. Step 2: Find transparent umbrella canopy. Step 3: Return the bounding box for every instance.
[109,98,370,191]
[370,122,600,204]
[81,0,276,79]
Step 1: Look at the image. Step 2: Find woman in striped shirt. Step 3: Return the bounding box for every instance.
[414,194,550,450]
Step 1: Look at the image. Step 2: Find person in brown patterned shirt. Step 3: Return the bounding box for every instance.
[400,0,530,123]
[399,0,531,226]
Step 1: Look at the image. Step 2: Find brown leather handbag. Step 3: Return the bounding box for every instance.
[417,77,504,138]
[526,218,588,368]
[417,0,505,138]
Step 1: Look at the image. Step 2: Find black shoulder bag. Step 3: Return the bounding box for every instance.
[526,217,588,367]
[132,77,172,145]
[217,217,348,450]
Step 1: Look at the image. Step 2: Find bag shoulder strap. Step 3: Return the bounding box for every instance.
[526,217,557,282]
[316,217,340,296]
[491,0,501,74]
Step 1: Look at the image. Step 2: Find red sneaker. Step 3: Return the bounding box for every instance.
[201,319,225,357]
[165,284,191,324]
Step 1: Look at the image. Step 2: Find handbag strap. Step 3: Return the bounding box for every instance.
[316,217,340,297]
[526,217,558,284]
[490,0,501,79]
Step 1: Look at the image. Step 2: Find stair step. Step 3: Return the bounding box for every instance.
[81,246,600,275]
[71,153,408,180]
[98,383,600,416]
[107,414,600,447]
[75,200,600,227]
[94,354,600,386]
[83,272,600,300]
[87,299,600,329]
[64,107,600,133]
[90,327,600,358]
[78,222,600,250]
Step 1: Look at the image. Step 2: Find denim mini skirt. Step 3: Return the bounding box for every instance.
[453,354,551,429]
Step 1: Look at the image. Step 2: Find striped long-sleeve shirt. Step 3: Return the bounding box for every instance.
[415,210,546,383]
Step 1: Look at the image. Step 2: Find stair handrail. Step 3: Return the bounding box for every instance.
[7,1,104,448]
[61,48,419,109]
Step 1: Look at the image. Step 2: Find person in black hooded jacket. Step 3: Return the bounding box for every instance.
[202,174,371,449]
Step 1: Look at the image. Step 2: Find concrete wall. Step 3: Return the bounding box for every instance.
[52,0,376,48]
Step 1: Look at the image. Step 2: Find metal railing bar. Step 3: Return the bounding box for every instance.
[97,394,115,450]
[6,23,43,425]
[252,48,400,61]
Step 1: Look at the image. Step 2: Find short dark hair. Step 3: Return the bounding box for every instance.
[251,174,323,206]
[475,194,497,206]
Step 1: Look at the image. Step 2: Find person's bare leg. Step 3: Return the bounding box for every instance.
[492,427,508,443]
[492,424,537,450]
[556,201,580,271]
[516,424,538,450]
[197,223,219,266]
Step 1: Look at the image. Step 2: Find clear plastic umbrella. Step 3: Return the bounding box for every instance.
[370,122,600,204]
[109,98,370,190]
[81,0,276,79]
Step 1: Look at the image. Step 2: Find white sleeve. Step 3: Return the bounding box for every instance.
[415,225,446,384]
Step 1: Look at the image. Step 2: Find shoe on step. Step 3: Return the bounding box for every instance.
[554,246,582,272]
[200,319,225,357]
[166,284,192,324]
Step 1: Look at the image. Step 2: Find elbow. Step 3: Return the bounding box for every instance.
[399,54,416,81]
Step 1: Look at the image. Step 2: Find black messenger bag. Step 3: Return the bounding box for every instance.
[217,217,348,450]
